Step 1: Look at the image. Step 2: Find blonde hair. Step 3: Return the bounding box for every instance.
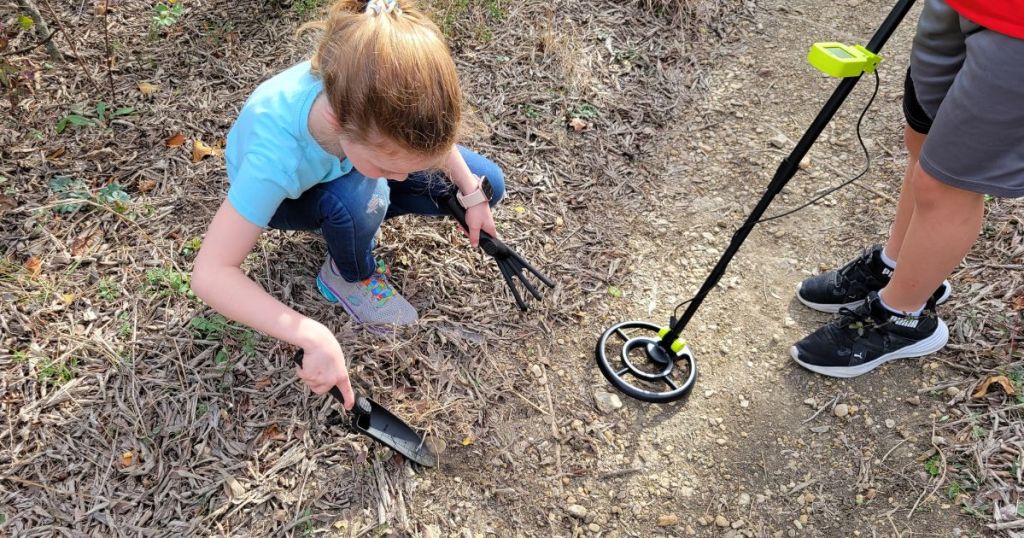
[301,0,461,157]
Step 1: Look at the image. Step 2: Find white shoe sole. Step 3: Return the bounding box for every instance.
[789,319,949,378]
[796,281,952,314]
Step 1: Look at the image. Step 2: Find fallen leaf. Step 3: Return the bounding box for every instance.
[972,375,1017,399]
[224,476,245,498]
[46,147,66,160]
[71,229,101,257]
[24,256,41,277]
[0,194,15,212]
[165,133,185,148]
[461,435,474,446]
[261,424,287,442]
[191,139,222,163]
[61,293,75,305]
[137,179,158,193]
[254,377,272,390]
[120,451,134,467]
[568,117,588,131]
[1012,294,1024,312]
[137,82,160,96]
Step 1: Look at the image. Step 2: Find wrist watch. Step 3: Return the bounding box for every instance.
[456,175,493,209]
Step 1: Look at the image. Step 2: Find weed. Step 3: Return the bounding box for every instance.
[180,237,202,258]
[291,0,326,16]
[37,358,78,386]
[152,2,185,29]
[56,102,134,134]
[98,277,121,301]
[48,178,132,214]
[196,401,208,418]
[521,103,540,120]
[946,481,961,499]
[190,314,259,356]
[145,267,194,298]
[924,455,942,476]
[571,102,599,120]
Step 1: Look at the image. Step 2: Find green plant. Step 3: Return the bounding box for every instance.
[571,102,599,120]
[521,103,540,120]
[195,401,208,418]
[190,314,259,356]
[18,15,33,30]
[923,455,942,477]
[946,481,961,499]
[291,0,326,16]
[56,102,134,134]
[98,277,121,301]
[146,267,194,298]
[37,358,78,386]
[152,2,185,29]
[180,237,202,258]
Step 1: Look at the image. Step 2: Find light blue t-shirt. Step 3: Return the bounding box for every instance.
[225,61,353,228]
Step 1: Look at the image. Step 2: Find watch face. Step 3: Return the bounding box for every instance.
[481,176,493,201]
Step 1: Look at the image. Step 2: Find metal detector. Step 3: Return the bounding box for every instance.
[595,0,918,403]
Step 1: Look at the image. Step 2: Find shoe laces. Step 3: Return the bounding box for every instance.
[834,248,876,289]
[360,261,395,304]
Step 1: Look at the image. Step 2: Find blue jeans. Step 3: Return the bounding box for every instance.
[268,146,505,282]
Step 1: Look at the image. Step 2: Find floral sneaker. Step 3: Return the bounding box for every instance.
[315,256,418,330]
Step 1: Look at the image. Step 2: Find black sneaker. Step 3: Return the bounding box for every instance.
[790,291,949,378]
[797,245,951,313]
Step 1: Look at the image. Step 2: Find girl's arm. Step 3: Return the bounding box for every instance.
[445,147,498,247]
[191,199,355,409]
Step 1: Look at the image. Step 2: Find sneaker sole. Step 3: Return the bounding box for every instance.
[789,319,949,378]
[316,273,394,336]
[796,281,952,314]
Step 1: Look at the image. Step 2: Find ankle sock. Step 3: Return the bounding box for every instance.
[879,293,924,317]
[880,248,897,269]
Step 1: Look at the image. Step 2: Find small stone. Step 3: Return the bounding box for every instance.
[865,417,874,426]
[704,389,716,398]
[784,317,796,327]
[809,425,830,434]
[657,514,679,527]
[799,514,808,525]
[594,391,623,414]
[716,438,727,445]
[588,523,600,532]
[740,399,749,408]
[833,403,849,418]
[681,486,695,497]
[567,504,587,519]
[803,398,816,407]
[770,134,790,148]
[798,156,811,169]
[738,493,751,506]
[530,364,543,378]
[906,395,921,406]
[555,216,564,226]
[731,519,745,529]
[945,386,961,398]
[885,419,896,429]
[715,515,730,528]
[686,525,696,535]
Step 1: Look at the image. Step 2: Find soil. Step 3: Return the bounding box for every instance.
[0,0,1012,536]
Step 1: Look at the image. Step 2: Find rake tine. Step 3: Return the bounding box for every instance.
[497,260,527,311]
[512,260,544,300]
[510,249,556,288]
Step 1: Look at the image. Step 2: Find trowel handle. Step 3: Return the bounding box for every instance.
[291,350,348,407]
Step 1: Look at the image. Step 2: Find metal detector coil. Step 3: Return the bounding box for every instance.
[596,321,697,403]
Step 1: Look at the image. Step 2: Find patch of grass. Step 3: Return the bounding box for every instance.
[291,0,327,16]
[190,314,259,356]
[37,358,78,386]
[145,267,194,298]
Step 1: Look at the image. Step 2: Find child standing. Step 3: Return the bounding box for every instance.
[791,0,1024,377]
[192,0,505,407]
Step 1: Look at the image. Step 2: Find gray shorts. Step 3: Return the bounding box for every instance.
[903,0,1024,197]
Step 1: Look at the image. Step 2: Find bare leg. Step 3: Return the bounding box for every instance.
[883,125,927,260]
[880,164,984,312]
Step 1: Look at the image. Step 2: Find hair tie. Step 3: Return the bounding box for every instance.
[365,0,400,16]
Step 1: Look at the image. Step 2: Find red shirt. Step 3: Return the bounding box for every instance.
[945,0,1024,39]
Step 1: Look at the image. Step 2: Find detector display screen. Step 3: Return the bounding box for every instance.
[826,46,855,59]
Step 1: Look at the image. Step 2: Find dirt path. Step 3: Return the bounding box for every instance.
[413,0,984,536]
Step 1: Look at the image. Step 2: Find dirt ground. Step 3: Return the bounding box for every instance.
[2,0,1022,536]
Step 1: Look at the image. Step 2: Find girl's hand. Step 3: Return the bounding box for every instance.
[463,202,498,248]
[296,325,355,410]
